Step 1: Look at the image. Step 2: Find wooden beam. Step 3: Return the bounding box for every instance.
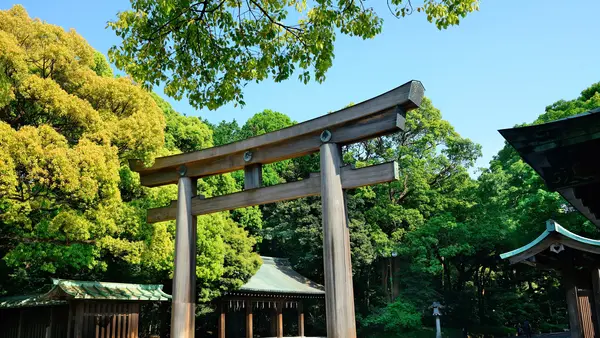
[138,108,404,187]
[132,81,422,187]
[147,161,398,223]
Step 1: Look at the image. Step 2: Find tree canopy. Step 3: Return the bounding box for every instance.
[108,0,479,109]
[0,6,260,304]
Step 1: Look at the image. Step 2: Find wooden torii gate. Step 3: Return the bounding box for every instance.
[130,80,424,338]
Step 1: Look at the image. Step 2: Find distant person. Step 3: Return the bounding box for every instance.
[516,322,522,336]
[523,320,532,338]
[462,326,468,338]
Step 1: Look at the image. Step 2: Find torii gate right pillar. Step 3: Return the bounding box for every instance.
[320,142,357,338]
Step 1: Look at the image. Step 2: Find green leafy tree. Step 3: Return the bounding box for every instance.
[0,6,260,303]
[0,5,165,290]
[108,0,479,109]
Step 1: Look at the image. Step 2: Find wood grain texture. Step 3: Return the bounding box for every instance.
[564,265,584,338]
[170,177,196,338]
[298,301,304,337]
[277,300,284,338]
[133,82,422,187]
[246,300,253,338]
[132,81,420,172]
[320,143,357,338]
[218,302,226,338]
[592,268,600,335]
[138,108,404,187]
[244,164,263,190]
[146,161,398,223]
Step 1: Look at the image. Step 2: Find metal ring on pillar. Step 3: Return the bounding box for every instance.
[244,151,253,162]
[177,165,187,177]
[320,129,332,143]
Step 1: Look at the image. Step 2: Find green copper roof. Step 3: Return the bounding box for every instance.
[0,279,171,309]
[236,257,325,296]
[500,219,600,264]
[0,295,66,309]
[46,279,172,301]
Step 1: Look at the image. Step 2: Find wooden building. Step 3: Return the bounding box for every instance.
[499,108,600,338]
[218,256,325,338]
[0,279,171,338]
[501,220,600,338]
[499,108,600,227]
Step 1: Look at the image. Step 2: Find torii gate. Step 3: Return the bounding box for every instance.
[130,80,424,338]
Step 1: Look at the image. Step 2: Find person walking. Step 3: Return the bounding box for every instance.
[523,320,532,338]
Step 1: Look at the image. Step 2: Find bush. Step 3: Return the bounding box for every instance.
[359,299,422,337]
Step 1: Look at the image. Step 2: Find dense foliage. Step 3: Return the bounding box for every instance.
[0,6,260,307]
[108,0,479,109]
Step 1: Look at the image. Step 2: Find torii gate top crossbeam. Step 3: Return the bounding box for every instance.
[130,80,424,187]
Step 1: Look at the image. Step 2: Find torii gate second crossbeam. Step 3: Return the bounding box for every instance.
[130,80,425,338]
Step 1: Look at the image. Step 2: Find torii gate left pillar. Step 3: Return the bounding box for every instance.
[171,174,197,338]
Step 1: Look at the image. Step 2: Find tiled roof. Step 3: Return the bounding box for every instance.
[500,219,600,264]
[0,279,171,309]
[235,257,325,296]
[48,279,171,301]
[0,295,66,309]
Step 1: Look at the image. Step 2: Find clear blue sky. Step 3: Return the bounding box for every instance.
[6,0,600,170]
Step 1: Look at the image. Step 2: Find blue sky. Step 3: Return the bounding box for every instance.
[6,0,600,170]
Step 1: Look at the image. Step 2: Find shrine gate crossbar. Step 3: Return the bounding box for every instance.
[131,80,425,338]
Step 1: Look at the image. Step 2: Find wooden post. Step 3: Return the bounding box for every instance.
[270,304,277,337]
[67,303,73,338]
[17,309,24,338]
[246,300,253,338]
[277,300,283,338]
[592,267,600,334]
[218,302,226,338]
[320,142,357,338]
[74,302,84,338]
[45,307,53,338]
[171,175,197,338]
[564,270,583,338]
[298,301,304,337]
[244,164,263,190]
